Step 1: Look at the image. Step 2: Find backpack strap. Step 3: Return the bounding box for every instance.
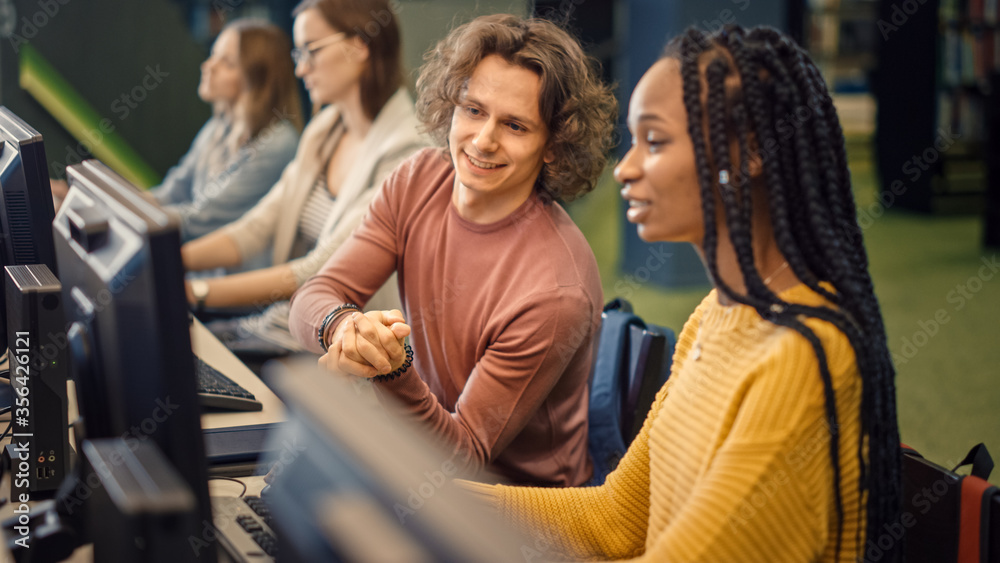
[952,443,994,481]
[587,300,644,484]
[603,298,634,315]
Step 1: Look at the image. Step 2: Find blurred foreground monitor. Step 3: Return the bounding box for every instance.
[259,359,528,563]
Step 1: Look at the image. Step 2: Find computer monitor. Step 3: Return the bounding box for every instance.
[52,159,214,561]
[262,359,526,563]
[0,105,57,356]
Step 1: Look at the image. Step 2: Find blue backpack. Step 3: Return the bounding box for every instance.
[587,298,676,485]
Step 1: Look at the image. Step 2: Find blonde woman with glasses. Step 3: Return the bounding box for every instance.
[181,0,426,365]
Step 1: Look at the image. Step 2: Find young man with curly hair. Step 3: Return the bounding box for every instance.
[288,14,617,487]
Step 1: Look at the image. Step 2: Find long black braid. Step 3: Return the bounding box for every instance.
[666,26,901,562]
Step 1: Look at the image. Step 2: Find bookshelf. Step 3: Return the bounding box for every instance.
[805,0,880,93]
[985,71,1000,246]
[170,0,292,45]
[875,0,998,213]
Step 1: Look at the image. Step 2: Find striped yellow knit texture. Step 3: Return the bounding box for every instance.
[489,285,864,562]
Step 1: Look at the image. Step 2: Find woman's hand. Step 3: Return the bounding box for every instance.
[50,179,69,198]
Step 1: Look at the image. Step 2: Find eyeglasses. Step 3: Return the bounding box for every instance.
[291,32,347,66]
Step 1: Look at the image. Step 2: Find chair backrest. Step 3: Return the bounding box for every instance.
[622,322,674,442]
[901,443,999,563]
[587,299,675,485]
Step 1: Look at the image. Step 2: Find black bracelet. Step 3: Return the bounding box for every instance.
[373,344,413,383]
[317,303,361,352]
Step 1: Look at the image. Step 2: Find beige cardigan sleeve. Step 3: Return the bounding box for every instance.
[286,145,419,285]
[215,159,296,264]
[214,106,339,264]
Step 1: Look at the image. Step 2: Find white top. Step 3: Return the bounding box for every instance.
[297,176,337,247]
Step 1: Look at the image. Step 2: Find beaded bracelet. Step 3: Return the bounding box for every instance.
[373,344,414,383]
[317,303,361,352]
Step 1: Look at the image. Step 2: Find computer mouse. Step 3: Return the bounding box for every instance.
[259,484,272,499]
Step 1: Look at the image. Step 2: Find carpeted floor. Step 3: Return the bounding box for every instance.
[567,135,1000,469]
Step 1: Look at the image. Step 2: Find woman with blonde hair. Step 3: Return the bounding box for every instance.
[151,19,303,242]
[182,0,426,362]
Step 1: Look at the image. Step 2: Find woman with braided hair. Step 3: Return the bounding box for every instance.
[460,25,901,562]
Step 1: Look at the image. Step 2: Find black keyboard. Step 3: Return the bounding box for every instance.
[212,495,277,561]
[196,357,263,412]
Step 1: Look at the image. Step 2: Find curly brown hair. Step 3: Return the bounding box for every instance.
[416,14,617,201]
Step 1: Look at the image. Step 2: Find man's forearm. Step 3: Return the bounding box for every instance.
[289,272,349,354]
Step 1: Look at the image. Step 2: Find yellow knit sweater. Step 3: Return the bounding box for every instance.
[464,285,864,562]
